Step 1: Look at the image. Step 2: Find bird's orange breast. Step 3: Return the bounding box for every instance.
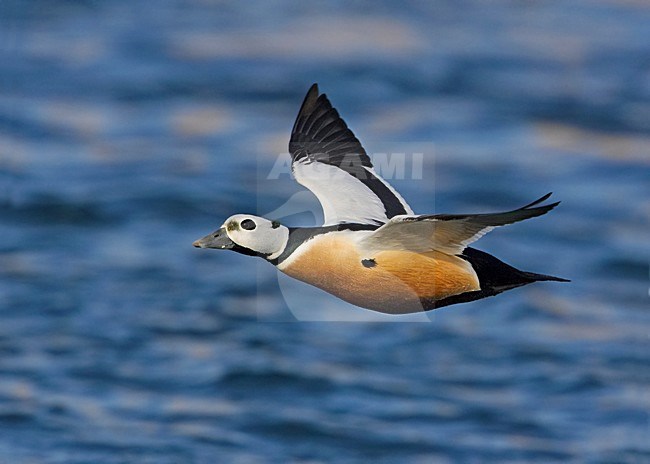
[277,235,480,314]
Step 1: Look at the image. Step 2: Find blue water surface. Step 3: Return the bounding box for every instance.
[0,1,649,463]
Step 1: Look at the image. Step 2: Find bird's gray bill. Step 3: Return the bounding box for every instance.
[192,227,234,249]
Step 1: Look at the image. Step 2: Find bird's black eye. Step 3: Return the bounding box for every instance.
[240,219,256,230]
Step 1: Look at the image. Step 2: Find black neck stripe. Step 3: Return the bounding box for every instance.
[269,223,379,266]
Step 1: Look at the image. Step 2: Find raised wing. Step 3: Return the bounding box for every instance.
[358,193,560,256]
[289,84,412,226]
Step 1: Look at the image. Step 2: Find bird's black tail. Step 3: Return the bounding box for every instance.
[463,247,569,290]
[427,247,569,309]
[519,270,570,283]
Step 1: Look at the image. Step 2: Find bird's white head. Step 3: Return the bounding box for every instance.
[193,214,289,261]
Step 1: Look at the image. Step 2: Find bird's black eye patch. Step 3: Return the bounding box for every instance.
[240,219,256,230]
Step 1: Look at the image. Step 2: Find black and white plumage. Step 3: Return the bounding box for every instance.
[193,84,568,314]
[289,84,412,225]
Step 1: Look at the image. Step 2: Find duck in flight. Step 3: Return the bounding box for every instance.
[193,84,568,314]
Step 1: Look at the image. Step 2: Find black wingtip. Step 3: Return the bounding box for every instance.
[520,192,553,210]
[538,200,561,213]
[515,193,562,220]
[305,83,320,105]
[292,84,321,134]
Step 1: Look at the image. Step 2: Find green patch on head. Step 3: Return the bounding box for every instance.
[226,221,239,232]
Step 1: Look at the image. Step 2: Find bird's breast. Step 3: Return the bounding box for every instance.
[277,234,480,314]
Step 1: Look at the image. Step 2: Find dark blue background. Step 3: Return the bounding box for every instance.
[1,1,648,462]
